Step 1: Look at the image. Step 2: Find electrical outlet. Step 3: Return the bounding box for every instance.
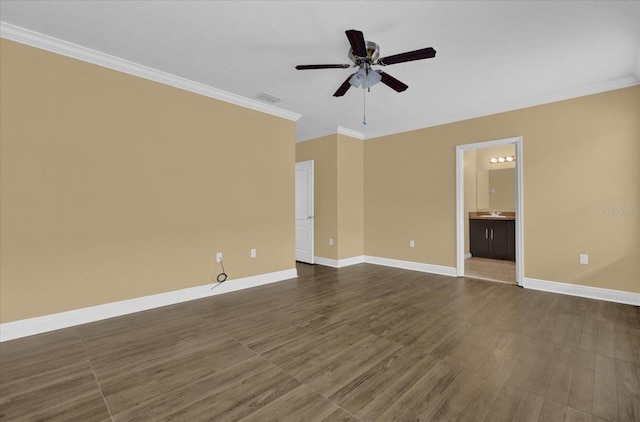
[250,248,256,258]
[580,254,588,265]
[410,240,415,248]
[329,238,334,246]
[216,252,222,262]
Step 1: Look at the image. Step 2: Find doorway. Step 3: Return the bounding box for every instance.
[456,137,523,286]
[295,160,314,264]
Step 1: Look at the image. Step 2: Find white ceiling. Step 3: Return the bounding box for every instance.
[1,1,639,142]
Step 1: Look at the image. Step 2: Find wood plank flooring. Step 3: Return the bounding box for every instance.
[1,263,638,421]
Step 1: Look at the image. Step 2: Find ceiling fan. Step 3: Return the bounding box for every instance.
[295,29,436,97]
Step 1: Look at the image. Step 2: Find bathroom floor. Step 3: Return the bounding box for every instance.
[465,256,516,284]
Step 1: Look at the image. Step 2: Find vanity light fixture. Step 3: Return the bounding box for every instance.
[490,155,516,164]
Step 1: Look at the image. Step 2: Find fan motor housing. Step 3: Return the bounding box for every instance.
[349,41,380,64]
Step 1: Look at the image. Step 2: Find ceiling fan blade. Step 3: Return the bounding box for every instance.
[377,47,436,66]
[295,64,351,70]
[378,71,409,92]
[345,29,367,58]
[333,73,355,97]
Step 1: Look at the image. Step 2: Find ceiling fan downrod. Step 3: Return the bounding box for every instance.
[362,88,367,126]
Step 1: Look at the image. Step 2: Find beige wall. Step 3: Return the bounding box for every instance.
[364,128,456,265]
[364,86,639,293]
[296,133,364,261]
[0,39,296,322]
[337,134,364,259]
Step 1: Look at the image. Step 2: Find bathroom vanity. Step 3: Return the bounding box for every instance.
[469,212,515,261]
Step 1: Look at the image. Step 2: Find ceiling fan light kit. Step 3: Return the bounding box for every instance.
[349,65,381,89]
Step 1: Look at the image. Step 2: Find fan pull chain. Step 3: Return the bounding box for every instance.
[362,87,367,125]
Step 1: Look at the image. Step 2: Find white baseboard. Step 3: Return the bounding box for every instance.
[314,255,456,277]
[523,277,640,306]
[0,268,297,342]
[314,255,365,268]
[364,256,458,277]
[340,255,366,267]
[313,256,339,268]
[464,253,472,259]
[314,254,457,277]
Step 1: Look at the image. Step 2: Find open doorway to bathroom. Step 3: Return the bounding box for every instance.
[456,137,523,286]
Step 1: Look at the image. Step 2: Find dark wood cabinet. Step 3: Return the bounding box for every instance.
[506,220,515,261]
[469,219,515,261]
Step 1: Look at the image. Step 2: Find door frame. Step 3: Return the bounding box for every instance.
[295,160,314,264]
[455,136,524,286]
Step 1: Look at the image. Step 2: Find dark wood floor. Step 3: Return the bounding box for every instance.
[1,263,638,421]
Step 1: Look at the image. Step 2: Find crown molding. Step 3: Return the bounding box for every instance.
[364,76,640,140]
[337,126,365,140]
[300,75,639,143]
[5,21,635,141]
[0,22,302,122]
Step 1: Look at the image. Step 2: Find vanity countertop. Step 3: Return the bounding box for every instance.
[469,211,516,221]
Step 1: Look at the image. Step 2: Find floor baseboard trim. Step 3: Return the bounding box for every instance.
[0,268,298,342]
[314,256,365,268]
[364,256,458,277]
[313,255,457,276]
[523,277,640,306]
[313,256,339,267]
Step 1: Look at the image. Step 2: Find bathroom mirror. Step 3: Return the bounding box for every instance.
[476,168,515,211]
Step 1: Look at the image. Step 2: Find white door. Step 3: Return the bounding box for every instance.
[295,160,314,263]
